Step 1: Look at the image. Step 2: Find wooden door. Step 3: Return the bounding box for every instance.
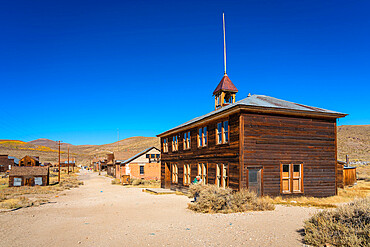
[25,177,33,186]
[248,168,262,196]
[164,163,171,189]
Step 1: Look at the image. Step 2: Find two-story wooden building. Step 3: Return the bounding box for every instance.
[157,74,347,197]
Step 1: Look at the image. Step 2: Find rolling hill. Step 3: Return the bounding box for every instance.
[0,125,368,166]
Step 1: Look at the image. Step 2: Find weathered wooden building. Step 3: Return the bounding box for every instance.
[0,155,17,172]
[19,156,40,166]
[9,166,49,187]
[157,74,347,197]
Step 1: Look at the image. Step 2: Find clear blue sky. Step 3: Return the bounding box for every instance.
[0,0,369,145]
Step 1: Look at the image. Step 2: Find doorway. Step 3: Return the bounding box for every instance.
[164,163,171,189]
[248,168,263,196]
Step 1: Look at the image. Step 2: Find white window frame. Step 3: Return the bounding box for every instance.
[34,177,43,185]
[14,177,22,186]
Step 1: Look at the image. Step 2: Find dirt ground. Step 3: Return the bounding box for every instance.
[0,170,318,247]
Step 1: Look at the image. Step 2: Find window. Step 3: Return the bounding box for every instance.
[223,121,229,143]
[172,136,178,151]
[35,177,42,185]
[151,154,155,158]
[172,164,178,183]
[198,127,207,147]
[216,121,229,144]
[155,154,160,158]
[163,138,168,153]
[281,163,303,194]
[198,163,207,185]
[183,131,191,150]
[146,154,150,158]
[140,165,144,175]
[217,123,222,144]
[14,177,22,186]
[184,164,191,185]
[216,164,228,188]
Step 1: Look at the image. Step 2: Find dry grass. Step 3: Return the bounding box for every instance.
[304,197,370,247]
[188,184,275,213]
[0,169,83,210]
[270,180,370,208]
[125,178,160,188]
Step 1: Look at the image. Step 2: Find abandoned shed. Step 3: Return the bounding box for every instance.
[19,156,40,166]
[0,155,17,172]
[157,73,347,197]
[9,166,49,187]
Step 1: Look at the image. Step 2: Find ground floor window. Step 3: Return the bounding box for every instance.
[198,163,207,185]
[172,164,178,183]
[14,177,22,186]
[281,163,303,194]
[139,165,144,175]
[216,164,228,188]
[184,164,190,185]
[35,177,42,185]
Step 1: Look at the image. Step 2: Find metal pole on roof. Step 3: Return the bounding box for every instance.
[67,145,70,175]
[223,12,227,75]
[58,141,61,183]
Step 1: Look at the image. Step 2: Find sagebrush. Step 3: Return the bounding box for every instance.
[304,197,370,247]
[188,184,275,213]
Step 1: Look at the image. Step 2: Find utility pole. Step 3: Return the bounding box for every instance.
[67,144,70,175]
[58,141,61,183]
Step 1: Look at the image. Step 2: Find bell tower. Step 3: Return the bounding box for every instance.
[213,13,238,110]
[213,74,238,110]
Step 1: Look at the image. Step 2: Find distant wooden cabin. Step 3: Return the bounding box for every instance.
[337,159,357,187]
[106,153,115,177]
[117,147,161,180]
[157,74,347,197]
[19,156,40,166]
[0,155,17,172]
[9,166,49,187]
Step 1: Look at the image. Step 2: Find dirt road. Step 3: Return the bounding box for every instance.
[0,170,317,246]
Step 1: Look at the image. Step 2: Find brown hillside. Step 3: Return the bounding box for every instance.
[0,137,160,166]
[0,125,368,166]
[337,125,370,161]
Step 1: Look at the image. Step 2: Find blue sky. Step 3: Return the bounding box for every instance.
[0,0,369,145]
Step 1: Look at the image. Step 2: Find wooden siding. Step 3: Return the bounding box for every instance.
[242,113,337,197]
[161,113,240,191]
[343,168,357,186]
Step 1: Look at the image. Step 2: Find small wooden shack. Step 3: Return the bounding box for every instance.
[337,159,357,187]
[19,156,40,166]
[9,166,49,187]
[0,155,16,172]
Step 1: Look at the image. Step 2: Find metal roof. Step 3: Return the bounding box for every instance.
[213,74,238,95]
[121,147,160,165]
[158,94,347,136]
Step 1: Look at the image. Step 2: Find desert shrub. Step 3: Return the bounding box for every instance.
[111,179,120,185]
[188,184,275,213]
[130,178,160,187]
[0,196,32,209]
[304,197,370,247]
[131,178,144,186]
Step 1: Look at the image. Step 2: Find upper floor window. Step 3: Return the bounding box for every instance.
[172,136,178,152]
[216,120,229,144]
[163,138,168,153]
[198,127,208,147]
[183,131,191,150]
